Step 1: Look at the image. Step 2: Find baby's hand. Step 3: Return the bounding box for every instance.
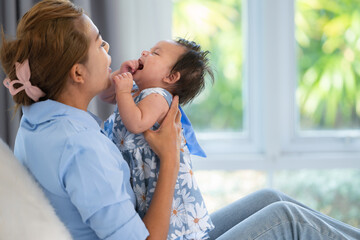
[120,60,139,74]
[113,72,133,94]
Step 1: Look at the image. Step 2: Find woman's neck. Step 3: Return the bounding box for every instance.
[56,88,91,112]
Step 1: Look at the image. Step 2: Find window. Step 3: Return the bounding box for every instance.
[284,0,360,155]
[172,0,261,164]
[172,0,244,132]
[296,0,360,131]
[172,0,360,227]
[171,0,360,167]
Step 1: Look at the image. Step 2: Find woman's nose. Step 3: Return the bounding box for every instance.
[141,50,149,56]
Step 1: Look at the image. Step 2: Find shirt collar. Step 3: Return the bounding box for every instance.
[22,100,102,130]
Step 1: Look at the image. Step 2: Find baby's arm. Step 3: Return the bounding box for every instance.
[113,72,169,134]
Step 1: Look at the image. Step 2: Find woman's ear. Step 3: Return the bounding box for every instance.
[164,71,181,84]
[69,63,86,84]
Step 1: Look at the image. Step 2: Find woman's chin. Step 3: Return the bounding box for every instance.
[104,76,112,88]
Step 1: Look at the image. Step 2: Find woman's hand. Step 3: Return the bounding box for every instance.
[144,96,182,162]
[142,96,182,239]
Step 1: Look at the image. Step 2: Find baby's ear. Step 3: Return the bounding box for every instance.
[164,71,181,84]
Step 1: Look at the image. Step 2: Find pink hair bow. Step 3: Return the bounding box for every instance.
[3,59,45,102]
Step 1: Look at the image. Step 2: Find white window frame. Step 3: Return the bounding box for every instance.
[181,0,360,172]
[273,0,360,167]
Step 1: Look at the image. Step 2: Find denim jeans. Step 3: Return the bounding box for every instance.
[208,189,360,240]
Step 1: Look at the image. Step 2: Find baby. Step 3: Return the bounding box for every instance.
[103,38,214,240]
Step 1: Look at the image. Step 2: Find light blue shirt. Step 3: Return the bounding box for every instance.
[14,100,149,240]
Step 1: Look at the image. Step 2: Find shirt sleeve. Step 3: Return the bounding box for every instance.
[60,131,149,239]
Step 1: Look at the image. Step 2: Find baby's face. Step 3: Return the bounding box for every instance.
[133,40,186,90]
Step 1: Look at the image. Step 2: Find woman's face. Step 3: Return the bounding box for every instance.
[81,15,112,96]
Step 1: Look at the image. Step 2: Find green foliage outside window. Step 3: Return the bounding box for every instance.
[172,0,244,131]
[173,0,360,130]
[296,0,360,129]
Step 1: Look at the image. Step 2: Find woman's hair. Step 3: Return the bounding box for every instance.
[0,0,89,109]
[169,38,214,105]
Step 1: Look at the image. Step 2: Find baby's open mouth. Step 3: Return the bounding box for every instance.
[138,60,144,70]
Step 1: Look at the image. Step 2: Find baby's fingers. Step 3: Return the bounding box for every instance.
[129,60,139,74]
[114,72,133,82]
[121,72,132,78]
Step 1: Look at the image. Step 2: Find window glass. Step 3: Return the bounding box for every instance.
[296,0,360,130]
[172,0,244,131]
[196,170,266,212]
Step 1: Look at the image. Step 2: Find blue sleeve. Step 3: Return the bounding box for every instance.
[60,132,149,239]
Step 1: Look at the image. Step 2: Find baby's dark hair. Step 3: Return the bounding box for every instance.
[169,38,214,105]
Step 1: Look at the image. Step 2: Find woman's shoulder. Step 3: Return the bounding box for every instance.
[59,126,126,179]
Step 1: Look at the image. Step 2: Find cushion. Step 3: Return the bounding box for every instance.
[0,138,72,240]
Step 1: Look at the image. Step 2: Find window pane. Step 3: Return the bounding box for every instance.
[296,0,360,130]
[196,170,266,212]
[172,0,244,131]
[274,169,360,228]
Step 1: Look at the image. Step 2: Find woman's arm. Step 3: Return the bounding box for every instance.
[113,72,169,134]
[142,96,182,240]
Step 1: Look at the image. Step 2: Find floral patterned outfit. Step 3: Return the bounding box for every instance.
[105,85,214,240]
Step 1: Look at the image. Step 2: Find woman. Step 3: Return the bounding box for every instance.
[2,1,359,239]
[1,1,180,239]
